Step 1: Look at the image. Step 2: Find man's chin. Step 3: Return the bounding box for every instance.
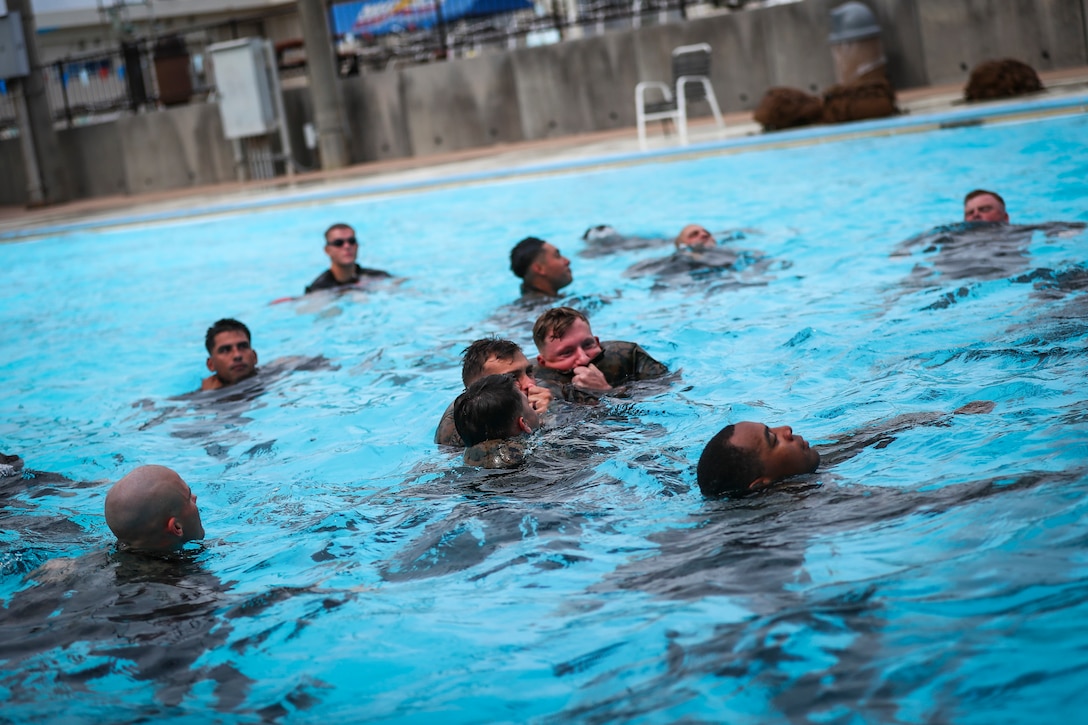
[226,368,257,384]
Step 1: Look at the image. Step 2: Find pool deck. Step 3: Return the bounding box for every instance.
[2,65,1087,240]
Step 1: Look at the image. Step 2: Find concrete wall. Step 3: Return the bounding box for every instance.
[911,0,1088,85]
[1,101,236,205]
[3,0,1086,206]
[335,0,1087,164]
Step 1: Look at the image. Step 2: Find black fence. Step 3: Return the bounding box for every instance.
[0,37,205,134]
[0,4,297,134]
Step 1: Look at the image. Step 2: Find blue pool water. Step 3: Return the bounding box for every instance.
[1,110,1087,722]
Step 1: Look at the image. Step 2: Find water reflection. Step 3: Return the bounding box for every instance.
[569,468,1082,722]
[890,221,1085,310]
[127,355,336,458]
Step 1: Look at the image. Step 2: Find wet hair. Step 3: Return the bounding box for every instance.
[461,338,523,387]
[204,318,251,354]
[532,306,589,350]
[582,224,616,241]
[964,189,1006,208]
[453,374,524,447]
[696,425,765,498]
[510,237,547,279]
[324,222,354,242]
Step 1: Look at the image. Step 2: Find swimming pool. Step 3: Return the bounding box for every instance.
[1,108,1087,722]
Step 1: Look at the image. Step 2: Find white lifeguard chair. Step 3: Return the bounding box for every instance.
[635,43,725,151]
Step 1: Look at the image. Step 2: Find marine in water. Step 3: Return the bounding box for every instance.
[453,373,543,469]
[435,338,553,448]
[104,464,205,551]
[696,401,995,498]
[532,306,669,403]
[305,222,393,294]
[201,318,259,392]
[623,223,773,292]
[963,188,1009,223]
[510,236,573,302]
[578,224,669,258]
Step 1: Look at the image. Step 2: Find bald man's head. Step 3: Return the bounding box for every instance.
[104,465,204,551]
[675,224,715,250]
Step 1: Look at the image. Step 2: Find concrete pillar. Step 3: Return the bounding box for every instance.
[296,0,350,170]
[1083,0,1088,68]
[7,0,70,205]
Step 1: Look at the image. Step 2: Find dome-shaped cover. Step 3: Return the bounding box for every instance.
[829,1,881,43]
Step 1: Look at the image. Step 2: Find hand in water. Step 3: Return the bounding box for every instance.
[526,384,552,414]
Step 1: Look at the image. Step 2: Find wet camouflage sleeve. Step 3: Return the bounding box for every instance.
[463,439,527,469]
[434,401,466,447]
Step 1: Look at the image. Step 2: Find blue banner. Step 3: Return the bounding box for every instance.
[331,0,533,37]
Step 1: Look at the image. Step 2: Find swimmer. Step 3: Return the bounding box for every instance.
[532,306,668,399]
[435,338,553,447]
[510,236,573,300]
[305,222,392,294]
[697,422,821,497]
[963,189,1009,223]
[578,225,670,257]
[454,374,542,468]
[675,223,716,250]
[0,452,22,479]
[583,224,621,242]
[697,402,995,497]
[200,318,259,391]
[104,465,205,551]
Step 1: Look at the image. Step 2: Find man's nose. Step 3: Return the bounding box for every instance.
[573,349,591,366]
[517,372,533,392]
[775,425,794,440]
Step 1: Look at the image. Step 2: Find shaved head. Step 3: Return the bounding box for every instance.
[104,465,204,551]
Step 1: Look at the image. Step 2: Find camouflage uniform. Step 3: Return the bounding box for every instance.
[534,340,667,403]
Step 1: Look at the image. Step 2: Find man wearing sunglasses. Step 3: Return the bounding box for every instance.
[305,223,392,294]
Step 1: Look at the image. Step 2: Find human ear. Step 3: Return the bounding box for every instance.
[747,476,773,491]
[206,357,215,372]
[537,353,546,367]
[167,516,183,537]
[517,417,532,435]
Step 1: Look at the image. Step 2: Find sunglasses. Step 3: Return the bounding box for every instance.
[327,237,358,248]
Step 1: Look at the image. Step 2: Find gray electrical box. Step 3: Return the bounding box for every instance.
[209,38,277,139]
[0,11,30,80]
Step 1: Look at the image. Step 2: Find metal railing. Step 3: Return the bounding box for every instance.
[1,39,198,132]
[329,0,702,69]
[0,6,298,133]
